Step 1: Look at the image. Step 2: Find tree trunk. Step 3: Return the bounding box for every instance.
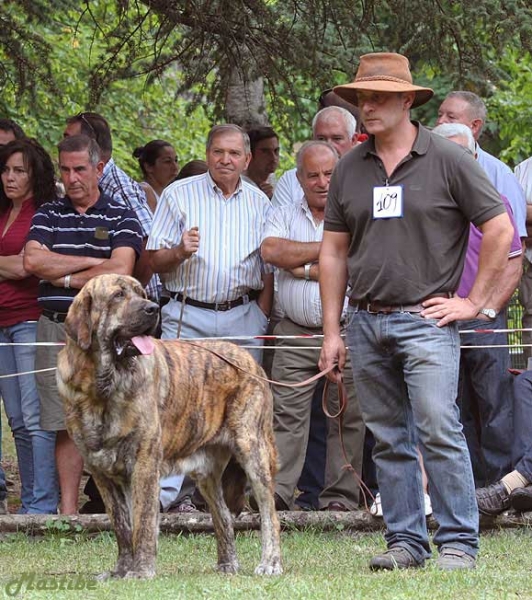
[0,510,528,535]
[225,50,269,128]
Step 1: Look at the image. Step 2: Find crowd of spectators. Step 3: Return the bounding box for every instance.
[0,53,531,572]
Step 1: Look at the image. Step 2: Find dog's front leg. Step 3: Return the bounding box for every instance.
[91,474,134,580]
[128,449,161,579]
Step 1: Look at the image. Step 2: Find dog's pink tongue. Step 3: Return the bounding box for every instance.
[131,336,155,355]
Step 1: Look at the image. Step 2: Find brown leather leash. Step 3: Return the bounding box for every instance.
[322,377,375,510]
[177,339,375,510]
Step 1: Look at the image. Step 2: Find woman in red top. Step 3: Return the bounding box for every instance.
[0,138,59,513]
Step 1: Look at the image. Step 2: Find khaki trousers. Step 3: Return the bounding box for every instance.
[272,317,365,510]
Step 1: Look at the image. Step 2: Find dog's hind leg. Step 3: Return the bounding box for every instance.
[196,454,239,574]
[236,437,282,575]
[91,474,134,580]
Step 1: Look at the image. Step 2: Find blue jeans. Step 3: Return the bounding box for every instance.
[0,321,58,513]
[345,309,478,561]
[512,370,532,481]
[457,311,514,486]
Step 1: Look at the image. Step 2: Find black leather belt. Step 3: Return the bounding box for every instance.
[43,310,68,323]
[169,290,260,312]
[349,293,451,314]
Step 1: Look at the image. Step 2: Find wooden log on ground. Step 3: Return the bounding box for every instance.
[1,509,531,536]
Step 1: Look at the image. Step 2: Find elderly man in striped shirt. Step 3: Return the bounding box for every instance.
[260,140,365,512]
[147,125,273,513]
[148,124,273,360]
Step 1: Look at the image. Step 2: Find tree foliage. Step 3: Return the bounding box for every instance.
[1,0,532,162]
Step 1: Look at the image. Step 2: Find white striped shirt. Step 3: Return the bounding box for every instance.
[263,200,346,328]
[271,168,304,209]
[147,172,273,303]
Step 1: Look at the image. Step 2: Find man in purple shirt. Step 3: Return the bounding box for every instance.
[433,123,522,493]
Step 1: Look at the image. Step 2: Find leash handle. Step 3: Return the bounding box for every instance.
[176,259,192,339]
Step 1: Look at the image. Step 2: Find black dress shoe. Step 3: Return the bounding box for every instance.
[476,482,510,516]
[510,486,532,512]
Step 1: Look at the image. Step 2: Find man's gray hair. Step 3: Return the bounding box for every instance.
[57,134,101,166]
[206,124,251,154]
[296,140,339,176]
[312,106,357,140]
[445,91,487,124]
[432,123,476,155]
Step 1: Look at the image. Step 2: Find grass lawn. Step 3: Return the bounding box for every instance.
[1,527,532,600]
[2,401,532,600]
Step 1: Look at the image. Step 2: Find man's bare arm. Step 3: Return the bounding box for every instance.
[50,247,137,289]
[422,212,514,325]
[149,227,199,274]
[484,254,523,313]
[260,237,320,269]
[23,240,104,280]
[318,230,350,380]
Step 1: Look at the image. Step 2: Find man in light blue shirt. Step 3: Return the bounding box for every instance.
[436,91,526,238]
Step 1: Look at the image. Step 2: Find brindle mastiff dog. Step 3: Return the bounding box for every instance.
[56,273,282,579]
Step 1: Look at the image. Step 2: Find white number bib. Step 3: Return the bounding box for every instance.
[373,185,403,219]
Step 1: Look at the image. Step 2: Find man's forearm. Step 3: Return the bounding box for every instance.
[486,255,523,311]
[148,246,187,274]
[319,231,350,336]
[261,238,320,269]
[23,246,104,280]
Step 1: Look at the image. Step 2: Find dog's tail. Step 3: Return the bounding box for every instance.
[222,458,247,516]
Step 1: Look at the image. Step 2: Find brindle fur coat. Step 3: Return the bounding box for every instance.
[56,274,282,578]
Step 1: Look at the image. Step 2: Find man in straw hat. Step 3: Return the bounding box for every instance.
[318,52,514,570]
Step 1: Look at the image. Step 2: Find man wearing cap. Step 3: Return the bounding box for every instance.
[319,53,513,571]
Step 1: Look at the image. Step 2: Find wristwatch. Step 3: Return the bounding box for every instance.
[478,308,498,320]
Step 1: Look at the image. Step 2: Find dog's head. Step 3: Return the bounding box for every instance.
[65,274,159,359]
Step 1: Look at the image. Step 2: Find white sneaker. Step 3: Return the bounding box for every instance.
[424,493,433,516]
[370,493,383,517]
[370,492,432,517]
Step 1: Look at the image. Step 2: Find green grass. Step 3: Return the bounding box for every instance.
[0,528,532,599]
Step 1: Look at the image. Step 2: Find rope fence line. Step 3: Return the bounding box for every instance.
[1,329,532,379]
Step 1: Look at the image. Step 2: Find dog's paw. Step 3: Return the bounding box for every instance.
[217,561,239,575]
[123,569,156,580]
[254,561,283,576]
[95,570,123,581]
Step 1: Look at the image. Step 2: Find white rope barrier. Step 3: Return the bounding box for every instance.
[1,331,531,379]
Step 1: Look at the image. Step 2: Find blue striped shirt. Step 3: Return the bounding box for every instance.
[147,172,273,303]
[100,158,160,300]
[27,192,143,312]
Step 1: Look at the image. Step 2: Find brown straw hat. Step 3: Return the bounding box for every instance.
[333,53,434,108]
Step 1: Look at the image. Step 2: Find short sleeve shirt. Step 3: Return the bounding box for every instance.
[27,192,143,312]
[324,123,506,305]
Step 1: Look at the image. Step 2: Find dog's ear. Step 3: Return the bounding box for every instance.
[65,289,93,351]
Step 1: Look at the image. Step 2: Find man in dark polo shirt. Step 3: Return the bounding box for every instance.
[318,53,514,571]
[23,134,143,514]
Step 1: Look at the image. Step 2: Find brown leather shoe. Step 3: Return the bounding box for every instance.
[321,501,350,512]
